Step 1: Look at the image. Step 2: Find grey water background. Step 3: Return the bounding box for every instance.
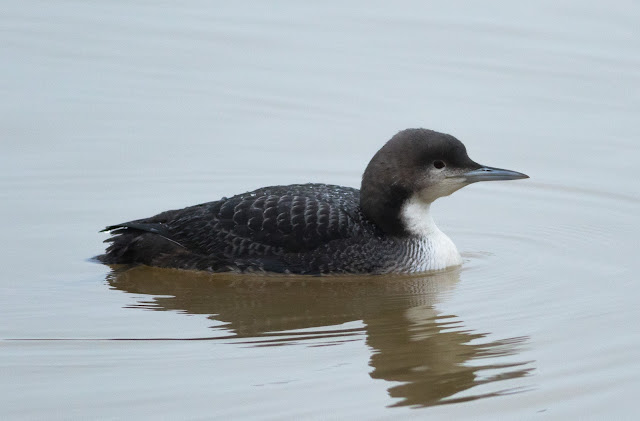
[1,1,639,419]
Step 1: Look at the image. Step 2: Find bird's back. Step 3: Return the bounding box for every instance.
[99,183,381,273]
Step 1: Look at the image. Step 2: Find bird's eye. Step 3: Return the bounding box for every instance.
[433,160,445,169]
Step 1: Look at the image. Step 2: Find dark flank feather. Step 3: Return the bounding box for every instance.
[99,184,385,274]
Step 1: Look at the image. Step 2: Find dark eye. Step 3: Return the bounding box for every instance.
[433,160,445,169]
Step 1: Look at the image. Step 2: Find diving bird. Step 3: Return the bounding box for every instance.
[99,128,528,274]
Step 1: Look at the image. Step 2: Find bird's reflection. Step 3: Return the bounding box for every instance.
[106,266,532,407]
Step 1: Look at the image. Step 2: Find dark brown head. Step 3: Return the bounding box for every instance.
[360,128,528,236]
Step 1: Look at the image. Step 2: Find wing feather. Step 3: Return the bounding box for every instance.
[102,184,370,264]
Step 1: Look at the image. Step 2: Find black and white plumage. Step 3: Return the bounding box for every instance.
[99,128,528,274]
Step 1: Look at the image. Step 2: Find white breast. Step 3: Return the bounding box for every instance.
[399,196,463,272]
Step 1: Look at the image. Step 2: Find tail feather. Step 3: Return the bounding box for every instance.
[99,227,184,266]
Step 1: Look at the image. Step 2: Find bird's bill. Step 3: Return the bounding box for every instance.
[458,166,529,183]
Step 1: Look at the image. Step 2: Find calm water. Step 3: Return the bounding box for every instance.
[1,1,639,419]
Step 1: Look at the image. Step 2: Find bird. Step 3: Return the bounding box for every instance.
[98,128,528,275]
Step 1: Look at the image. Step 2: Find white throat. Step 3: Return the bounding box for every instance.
[400,196,439,237]
[399,196,463,271]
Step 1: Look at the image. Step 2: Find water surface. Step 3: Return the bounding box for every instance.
[1,1,639,419]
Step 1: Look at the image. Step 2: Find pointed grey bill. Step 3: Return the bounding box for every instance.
[459,166,529,183]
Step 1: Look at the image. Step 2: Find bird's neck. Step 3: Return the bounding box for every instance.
[400,196,463,270]
[360,189,463,270]
[399,197,439,237]
[360,181,412,236]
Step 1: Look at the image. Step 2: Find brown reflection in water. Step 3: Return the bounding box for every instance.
[106,266,532,407]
